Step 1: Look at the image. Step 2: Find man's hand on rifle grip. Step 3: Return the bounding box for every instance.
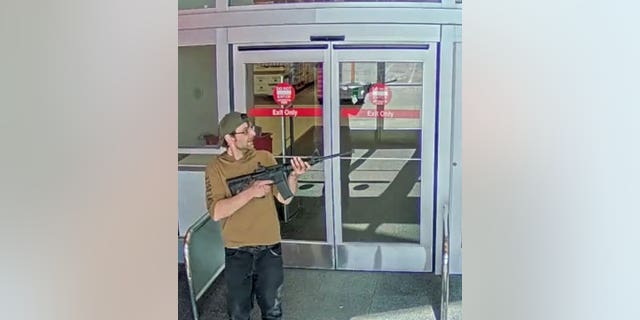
[248,180,273,198]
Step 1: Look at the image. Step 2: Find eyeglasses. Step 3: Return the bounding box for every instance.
[232,124,255,135]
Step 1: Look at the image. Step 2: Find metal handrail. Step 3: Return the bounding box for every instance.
[440,202,450,320]
[183,212,225,320]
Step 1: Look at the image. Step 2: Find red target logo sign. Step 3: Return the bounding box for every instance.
[273,83,296,105]
[368,83,392,106]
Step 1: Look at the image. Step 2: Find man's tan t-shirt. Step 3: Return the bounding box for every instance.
[205,149,281,248]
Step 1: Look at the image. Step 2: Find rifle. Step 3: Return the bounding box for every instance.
[226,151,351,200]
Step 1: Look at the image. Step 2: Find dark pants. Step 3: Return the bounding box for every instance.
[224,243,284,320]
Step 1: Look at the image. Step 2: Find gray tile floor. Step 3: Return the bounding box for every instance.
[193,268,462,320]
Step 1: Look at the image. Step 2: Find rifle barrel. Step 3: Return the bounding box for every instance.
[306,151,352,165]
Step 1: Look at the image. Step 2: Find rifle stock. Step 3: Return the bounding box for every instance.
[226,151,351,200]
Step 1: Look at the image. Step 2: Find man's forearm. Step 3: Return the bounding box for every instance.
[211,189,254,221]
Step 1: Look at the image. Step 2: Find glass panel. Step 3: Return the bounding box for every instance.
[179,0,215,10]
[381,86,422,129]
[338,61,422,152]
[338,60,423,243]
[179,46,218,147]
[230,0,441,7]
[342,157,421,243]
[244,62,326,241]
[185,218,225,297]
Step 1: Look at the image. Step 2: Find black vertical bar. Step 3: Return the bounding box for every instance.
[375,62,385,143]
[289,107,294,156]
[228,44,234,111]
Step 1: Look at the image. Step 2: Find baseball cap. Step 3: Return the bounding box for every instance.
[218,112,252,137]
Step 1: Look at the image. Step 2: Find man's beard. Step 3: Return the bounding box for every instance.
[237,140,254,152]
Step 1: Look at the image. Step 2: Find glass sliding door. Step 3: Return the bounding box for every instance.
[233,43,437,271]
[234,46,335,269]
[330,45,437,271]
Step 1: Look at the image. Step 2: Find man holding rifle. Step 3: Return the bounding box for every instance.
[205,111,310,320]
